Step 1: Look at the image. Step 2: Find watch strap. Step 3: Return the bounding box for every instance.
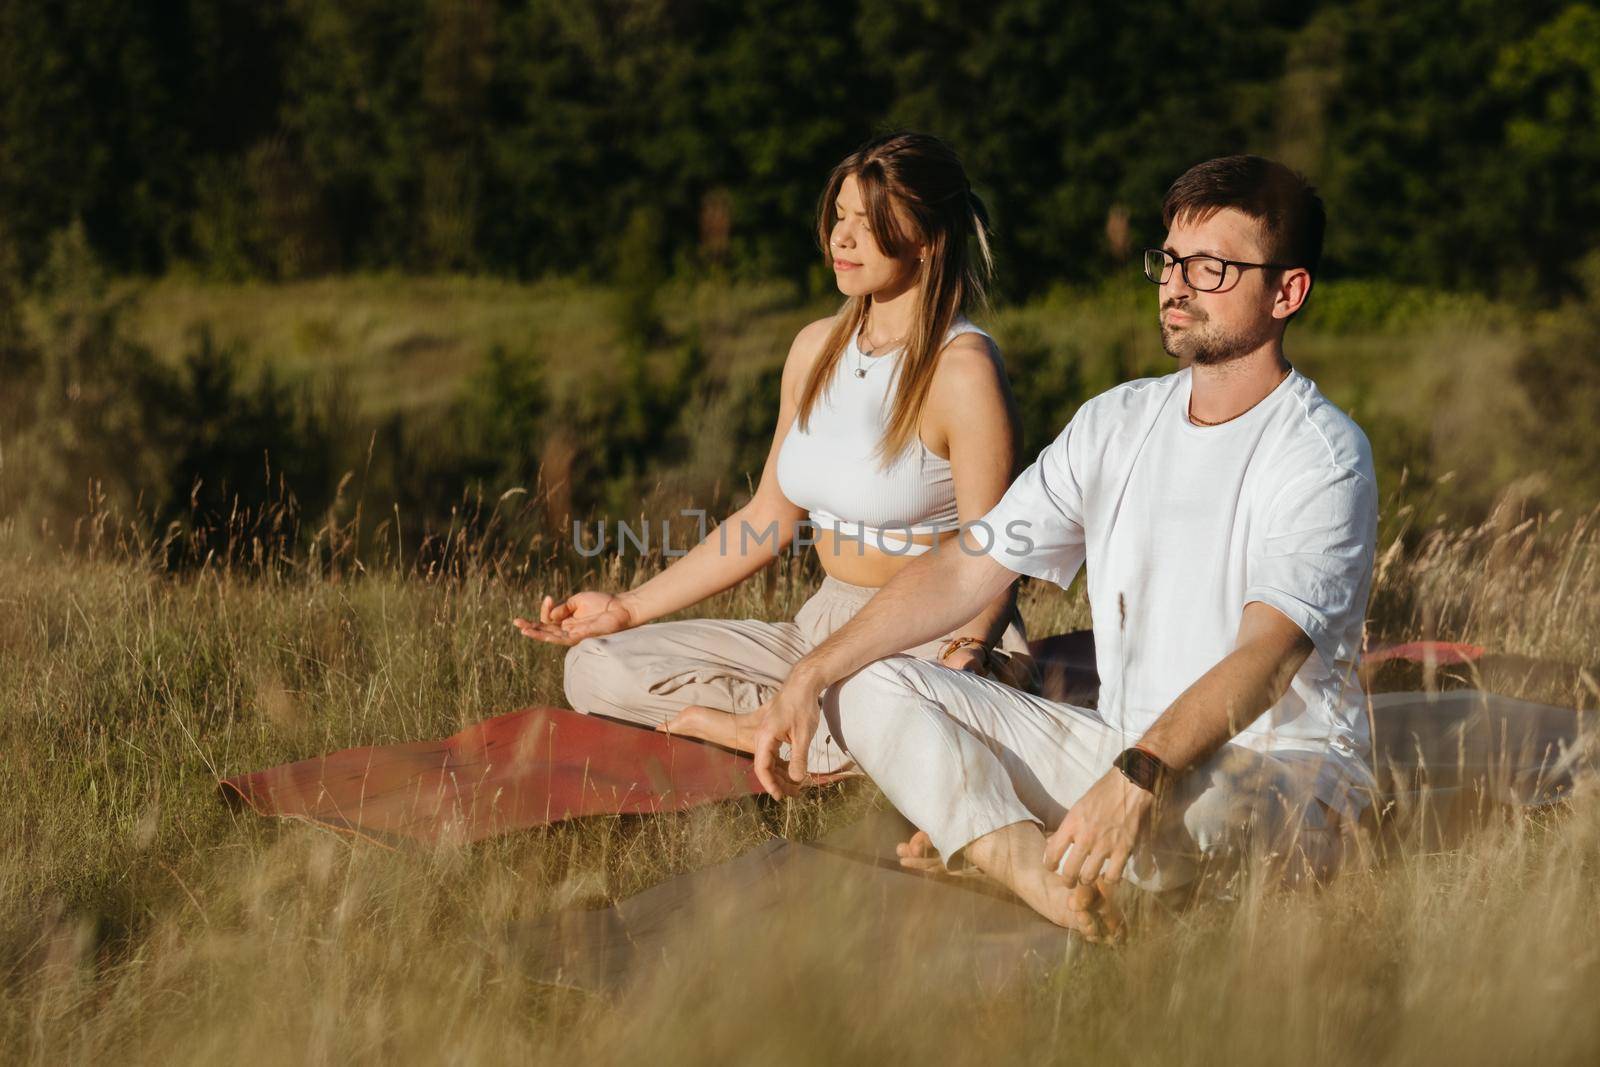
[1114,745,1172,795]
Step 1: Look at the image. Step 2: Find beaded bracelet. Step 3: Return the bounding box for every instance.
[938,635,990,666]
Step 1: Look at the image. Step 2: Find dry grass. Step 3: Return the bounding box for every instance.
[1,496,1597,1065]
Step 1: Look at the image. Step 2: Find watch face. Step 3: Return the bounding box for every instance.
[1116,748,1162,792]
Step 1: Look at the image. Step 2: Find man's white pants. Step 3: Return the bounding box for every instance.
[821,655,1350,895]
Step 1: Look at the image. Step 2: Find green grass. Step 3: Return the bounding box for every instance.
[113,271,1553,523]
[120,273,814,419]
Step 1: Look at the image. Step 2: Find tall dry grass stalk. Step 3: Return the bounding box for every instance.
[1,491,1597,1063]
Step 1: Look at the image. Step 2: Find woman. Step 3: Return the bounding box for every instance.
[514,131,1033,774]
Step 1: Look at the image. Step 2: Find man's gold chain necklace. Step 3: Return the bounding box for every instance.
[1188,366,1292,427]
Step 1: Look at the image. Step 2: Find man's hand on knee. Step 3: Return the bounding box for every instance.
[751,672,827,798]
[1045,769,1156,888]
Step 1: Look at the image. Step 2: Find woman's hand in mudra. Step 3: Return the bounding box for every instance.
[513,592,635,646]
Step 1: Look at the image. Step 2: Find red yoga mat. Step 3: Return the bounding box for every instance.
[216,636,1551,847]
[219,707,764,848]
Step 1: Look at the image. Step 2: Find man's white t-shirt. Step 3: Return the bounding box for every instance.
[982,365,1379,817]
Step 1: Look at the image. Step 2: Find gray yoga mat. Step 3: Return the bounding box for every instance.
[1368,688,1593,809]
[511,688,1594,994]
[510,809,1080,995]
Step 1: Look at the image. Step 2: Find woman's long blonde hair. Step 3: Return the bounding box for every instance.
[796,131,995,466]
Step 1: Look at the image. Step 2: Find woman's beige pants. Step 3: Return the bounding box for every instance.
[563,575,1034,774]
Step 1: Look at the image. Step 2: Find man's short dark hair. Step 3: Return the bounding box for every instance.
[1161,155,1325,277]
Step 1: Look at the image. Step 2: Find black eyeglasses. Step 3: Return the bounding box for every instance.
[1142,248,1296,292]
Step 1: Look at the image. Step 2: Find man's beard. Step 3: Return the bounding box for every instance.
[1160,304,1273,365]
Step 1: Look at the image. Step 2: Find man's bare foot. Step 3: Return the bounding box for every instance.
[962,822,1125,942]
[658,705,759,752]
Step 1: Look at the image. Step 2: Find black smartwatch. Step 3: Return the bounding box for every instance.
[1113,746,1172,796]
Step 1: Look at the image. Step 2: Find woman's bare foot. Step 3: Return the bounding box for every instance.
[658,705,760,752]
[961,822,1125,942]
[896,830,994,883]
[896,830,942,873]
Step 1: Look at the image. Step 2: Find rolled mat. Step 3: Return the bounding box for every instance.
[219,636,1595,846]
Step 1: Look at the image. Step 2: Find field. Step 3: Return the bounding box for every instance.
[109,265,1587,527]
[2,274,1599,1063]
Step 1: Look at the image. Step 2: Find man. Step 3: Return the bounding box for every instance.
[748,155,1378,939]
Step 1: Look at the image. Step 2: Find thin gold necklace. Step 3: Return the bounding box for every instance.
[854,321,907,378]
[1188,366,1292,427]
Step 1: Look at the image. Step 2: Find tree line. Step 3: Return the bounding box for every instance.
[2,0,1597,300]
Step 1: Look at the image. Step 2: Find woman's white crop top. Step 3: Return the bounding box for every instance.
[774,318,991,556]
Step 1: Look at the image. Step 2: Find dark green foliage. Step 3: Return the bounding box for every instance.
[0,0,292,275]
[154,325,341,523]
[465,342,549,488]
[0,226,343,539]
[2,0,1598,553]
[2,1,1598,298]
[458,293,706,519]
[1512,254,1600,505]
